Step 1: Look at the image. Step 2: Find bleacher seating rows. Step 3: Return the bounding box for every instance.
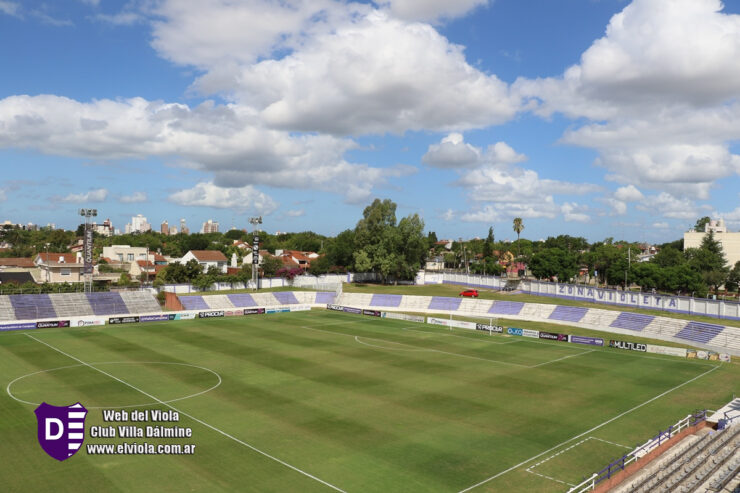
[548,305,588,323]
[0,291,163,320]
[369,294,402,307]
[675,321,725,344]
[610,312,654,332]
[488,301,524,315]
[335,293,740,355]
[120,291,161,314]
[86,292,127,316]
[175,291,335,311]
[619,425,740,493]
[315,292,336,305]
[273,291,300,305]
[227,293,257,307]
[428,296,462,311]
[49,293,94,317]
[179,296,210,311]
[10,294,57,320]
[0,295,14,321]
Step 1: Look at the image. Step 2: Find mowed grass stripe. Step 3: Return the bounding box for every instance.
[1,311,734,493]
[25,333,348,493]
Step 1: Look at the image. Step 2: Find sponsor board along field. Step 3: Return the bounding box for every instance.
[0,309,737,492]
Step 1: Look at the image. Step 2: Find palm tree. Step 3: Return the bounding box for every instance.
[512,217,524,259]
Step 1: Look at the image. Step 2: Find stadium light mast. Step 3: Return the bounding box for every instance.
[79,208,97,293]
[249,216,262,291]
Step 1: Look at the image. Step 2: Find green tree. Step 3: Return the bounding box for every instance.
[483,226,494,258]
[529,247,578,282]
[261,256,283,278]
[688,231,729,294]
[353,199,425,282]
[652,246,684,268]
[326,229,356,269]
[694,216,711,232]
[726,261,740,293]
[224,229,245,241]
[353,250,372,272]
[308,255,331,276]
[118,272,132,287]
[512,217,524,259]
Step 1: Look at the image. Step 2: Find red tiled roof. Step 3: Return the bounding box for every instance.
[189,250,227,261]
[0,257,35,268]
[37,253,79,264]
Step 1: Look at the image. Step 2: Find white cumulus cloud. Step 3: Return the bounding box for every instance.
[169,182,278,216]
[515,0,740,202]
[58,188,108,203]
[119,192,148,203]
[380,0,488,22]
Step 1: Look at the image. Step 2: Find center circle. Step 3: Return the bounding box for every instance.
[6,361,222,409]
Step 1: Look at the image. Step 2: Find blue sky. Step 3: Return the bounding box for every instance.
[1,0,739,243]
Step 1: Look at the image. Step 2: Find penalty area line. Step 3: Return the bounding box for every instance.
[456,362,721,493]
[24,334,346,493]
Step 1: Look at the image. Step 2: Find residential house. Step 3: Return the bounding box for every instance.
[275,250,319,270]
[34,253,85,283]
[180,250,228,273]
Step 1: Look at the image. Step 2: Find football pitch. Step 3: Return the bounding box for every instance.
[1,310,737,492]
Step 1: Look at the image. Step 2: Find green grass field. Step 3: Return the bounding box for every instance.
[1,310,737,492]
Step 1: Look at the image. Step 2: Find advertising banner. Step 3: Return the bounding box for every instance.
[609,340,647,352]
[327,304,344,311]
[507,327,523,336]
[539,331,568,342]
[83,228,93,274]
[252,235,260,264]
[197,311,224,319]
[0,322,37,331]
[71,317,106,327]
[266,308,290,314]
[522,329,539,338]
[139,315,170,323]
[243,308,266,315]
[476,323,503,333]
[646,344,688,358]
[427,317,476,330]
[569,335,604,346]
[108,316,140,324]
[719,353,731,362]
[172,313,197,320]
[382,312,425,323]
[290,305,311,312]
[36,320,71,329]
[362,309,381,317]
[224,310,242,317]
[343,307,362,314]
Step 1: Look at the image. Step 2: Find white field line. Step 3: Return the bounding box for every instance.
[456,362,722,493]
[354,336,428,352]
[401,327,520,345]
[531,349,596,368]
[527,436,631,472]
[25,334,346,493]
[315,313,713,369]
[526,469,574,487]
[524,436,631,487]
[302,325,530,368]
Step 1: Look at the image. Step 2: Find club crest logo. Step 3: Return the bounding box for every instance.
[34,402,87,461]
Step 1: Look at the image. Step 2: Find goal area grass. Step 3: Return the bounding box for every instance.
[1,310,736,492]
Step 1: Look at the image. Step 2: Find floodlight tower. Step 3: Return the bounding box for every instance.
[79,208,97,293]
[249,216,262,291]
